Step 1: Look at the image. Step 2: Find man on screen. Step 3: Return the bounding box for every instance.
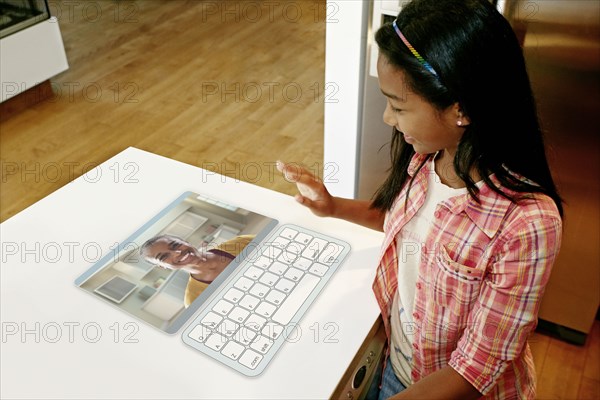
[140,234,253,307]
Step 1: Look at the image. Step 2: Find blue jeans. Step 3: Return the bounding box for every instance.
[366,356,407,400]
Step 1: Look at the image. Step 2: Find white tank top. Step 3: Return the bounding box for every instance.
[389,157,468,386]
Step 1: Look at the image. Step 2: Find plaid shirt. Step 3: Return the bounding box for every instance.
[372,153,562,398]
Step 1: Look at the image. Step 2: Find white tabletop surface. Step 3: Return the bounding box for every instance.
[0,147,384,400]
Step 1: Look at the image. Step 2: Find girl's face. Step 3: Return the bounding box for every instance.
[377,54,465,156]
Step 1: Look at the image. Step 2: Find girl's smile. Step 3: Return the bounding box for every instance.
[376,53,467,158]
[402,134,415,144]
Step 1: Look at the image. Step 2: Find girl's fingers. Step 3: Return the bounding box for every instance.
[277,160,320,185]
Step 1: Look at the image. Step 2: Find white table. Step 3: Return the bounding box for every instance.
[0,147,384,399]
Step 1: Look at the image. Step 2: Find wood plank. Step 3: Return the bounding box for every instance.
[578,377,600,400]
[582,320,600,380]
[536,335,587,399]
[529,331,550,383]
[579,320,600,399]
[1,0,326,222]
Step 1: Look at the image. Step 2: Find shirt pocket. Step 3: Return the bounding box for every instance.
[431,245,485,317]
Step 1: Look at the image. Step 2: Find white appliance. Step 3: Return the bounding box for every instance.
[0,0,69,102]
[323,1,401,200]
[356,1,402,200]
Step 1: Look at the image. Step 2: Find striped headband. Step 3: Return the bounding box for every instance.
[392,19,439,78]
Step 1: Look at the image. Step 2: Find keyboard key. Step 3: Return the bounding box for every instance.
[213,300,234,316]
[249,283,269,298]
[188,324,213,343]
[318,242,344,265]
[285,242,305,255]
[268,261,287,275]
[238,349,263,370]
[250,334,275,354]
[294,232,313,245]
[259,271,279,286]
[253,255,272,269]
[272,274,320,325]
[262,245,282,260]
[222,341,245,360]
[255,302,277,318]
[293,257,312,271]
[265,289,286,306]
[239,295,260,311]
[245,314,267,331]
[217,319,239,337]
[278,250,299,264]
[271,236,290,248]
[234,276,254,291]
[205,332,228,352]
[262,322,284,340]
[274,278,295,293]
[280,227,298,240]
[223,288,244,303]
[309,263,328,277]
[200,312,223,329]
[284,267,303,282]
[244,266,264,280]
[234,326,257,345]
[229,307,250,323]
[302,237,328,260]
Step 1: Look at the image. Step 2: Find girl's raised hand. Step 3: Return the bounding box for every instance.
[276,160,335,218]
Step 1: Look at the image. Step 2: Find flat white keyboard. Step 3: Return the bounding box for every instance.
[181,224,350,376]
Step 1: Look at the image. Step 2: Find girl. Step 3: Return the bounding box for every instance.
[276,0,563,398]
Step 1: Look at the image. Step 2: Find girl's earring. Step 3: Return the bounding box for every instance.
[457,120,463,126]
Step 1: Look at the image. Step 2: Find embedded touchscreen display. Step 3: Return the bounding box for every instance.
[75,192,278,334]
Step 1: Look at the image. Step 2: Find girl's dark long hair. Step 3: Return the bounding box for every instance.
[371,0,563,217]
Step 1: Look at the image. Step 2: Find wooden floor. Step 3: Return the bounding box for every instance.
[0,1,598,398]
[530,322,599,399]
[0,0,326,222]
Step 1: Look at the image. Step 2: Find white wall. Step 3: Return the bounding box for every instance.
[323,1,368,198]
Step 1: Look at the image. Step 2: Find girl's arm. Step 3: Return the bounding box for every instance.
[277,161,385,231]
